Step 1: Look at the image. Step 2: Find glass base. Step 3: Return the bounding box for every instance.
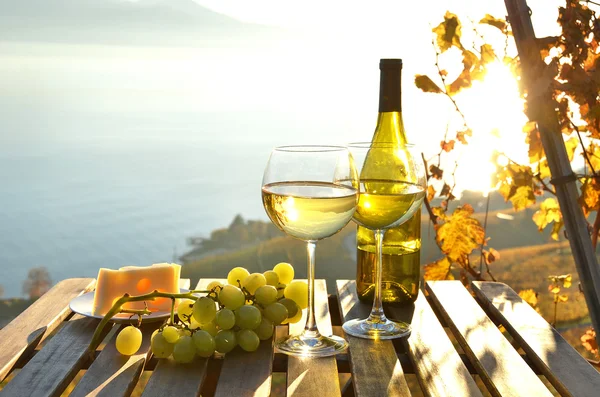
[342,318,411,340]
[275,333,348,357]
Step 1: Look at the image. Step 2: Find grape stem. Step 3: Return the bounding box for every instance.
[86,289,209,357]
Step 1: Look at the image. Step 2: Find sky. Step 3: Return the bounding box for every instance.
[0,0,569,193]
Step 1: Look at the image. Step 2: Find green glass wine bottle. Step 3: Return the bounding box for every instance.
[356,59,421,305]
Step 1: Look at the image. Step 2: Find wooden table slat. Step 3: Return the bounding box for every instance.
[287,279,341,397]
[0,315,112,397]
[473,281,600,397]
[193,279,273,397]
[141,357,209,397]
[141,278,211,397]
[391,292,483,397]
[68,279,190,397]
[336,280,411,397]
[0,278,96,381]
[426,281,553,397]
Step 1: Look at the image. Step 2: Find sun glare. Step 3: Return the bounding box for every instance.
[451,62,529,195]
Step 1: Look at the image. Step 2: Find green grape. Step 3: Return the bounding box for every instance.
[254,285,278,306]
[255,318,274,340]
[176,299,195,323]
[215,308,236,330]
[189,317,201,330]
[273,262,294,284]
[116,325,142,356]
[151,331,174,358]
[284,281,309,309]
[263,270,279,286]
[237,329,260,352]
[276,283,286,299]
[214,330,237,354]
[227,267,250,286]
[193,296,217,324]
[179,328,192,337]
[235,305,262,330]
[173,335,196,364]
[219,285,245,310]
[242,273,267,294]
[279,298,299,318]
[199,319,218,337]
[162,325,180,344]
[207,280,224,292]
[192,330,216,358]
[282,308,303,324]
[264,302,288,325]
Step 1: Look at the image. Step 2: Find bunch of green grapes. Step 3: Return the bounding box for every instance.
[114,262,309,362]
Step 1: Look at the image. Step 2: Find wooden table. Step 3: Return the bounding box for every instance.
[1,278,599,397]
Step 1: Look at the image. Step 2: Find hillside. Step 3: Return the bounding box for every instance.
[182,202,564,289]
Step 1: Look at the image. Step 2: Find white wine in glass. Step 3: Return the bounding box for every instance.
[343,142,426,339]
[261,145,358,357]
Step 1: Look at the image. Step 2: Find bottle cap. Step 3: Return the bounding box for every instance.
[380,59,403,69]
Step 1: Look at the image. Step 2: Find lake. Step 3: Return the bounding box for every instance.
[0,110,301,298]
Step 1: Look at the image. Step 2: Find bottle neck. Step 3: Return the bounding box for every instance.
[373,112,407,144]
[378,67,402,112]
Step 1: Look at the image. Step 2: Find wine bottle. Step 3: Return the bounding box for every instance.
[356,59,421,305]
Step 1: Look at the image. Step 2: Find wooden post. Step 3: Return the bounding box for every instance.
[504,0,600,342]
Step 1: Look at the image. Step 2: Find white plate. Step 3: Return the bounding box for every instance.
[69,289,189,324]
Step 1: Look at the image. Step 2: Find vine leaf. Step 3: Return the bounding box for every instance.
[448,49,485,95]
[532,197,561,233]
[482,247,500,265]
[415,75,443,93]
[518,289,539,308]
[524,121,544,164]
[480,44,496,64]
[436,204,485,262]
[430,164,444,180]
[427,185,436,202]
[424,257,454,280]
[432,206,447,222]
[565,136,579,161]
[579,177,600,217]
[433,11,463,53]
[581,328,598,356]
[456,127,472,144]
[479,14,507,31]
[440,183,453,199]
[586,143,600,171]
[497,163,537,211]
[440,140,455,152]
[510,185,537,211]
[551,220,564,241]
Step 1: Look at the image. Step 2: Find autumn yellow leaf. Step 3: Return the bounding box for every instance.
[435,205,485,262]
[518,289,538,307]
[565,137,579,161]
[433,11,463,53]
[479,14,507,31]
[480,44,495,64]
[549,285,561,294]
[558,294,569,302]
[562,274,572,288]
[424,257,454,281]
[532,197,561,231]
[427,185,436,202]
[510,185,537,211]
[415,75,443,93]
[581,328,598,355]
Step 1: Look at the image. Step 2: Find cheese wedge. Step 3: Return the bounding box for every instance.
[92,263,181,316]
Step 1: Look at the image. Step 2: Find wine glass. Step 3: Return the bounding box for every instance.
[342,142,426,339]
[261,145,359,357]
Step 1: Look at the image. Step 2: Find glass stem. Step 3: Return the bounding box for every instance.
[303,240,319,338]
[368,229,387,324]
